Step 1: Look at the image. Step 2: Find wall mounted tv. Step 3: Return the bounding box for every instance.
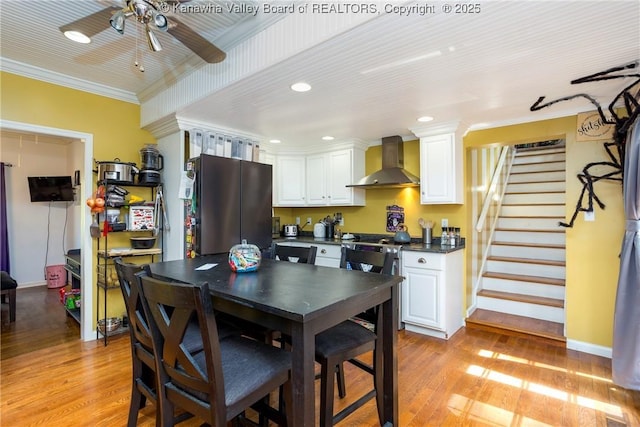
[28,176,75,202]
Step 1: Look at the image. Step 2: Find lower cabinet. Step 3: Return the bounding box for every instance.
[401,249,464,339]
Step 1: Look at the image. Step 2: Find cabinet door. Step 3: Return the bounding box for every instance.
[276,156,306,206]
[420,133,462,204]
[327,149,354,205]
[401,266,442,329]
[261,152,277,205]
[306,154,327,205]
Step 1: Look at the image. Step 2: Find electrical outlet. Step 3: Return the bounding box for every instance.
[339,218,344,226]
[441,218,448,229]
[306,217,312,224]
[295,217,300,225]
[584,210,595,221]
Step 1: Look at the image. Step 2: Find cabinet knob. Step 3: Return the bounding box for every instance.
[321,249,327,254]
[418,257,427,264]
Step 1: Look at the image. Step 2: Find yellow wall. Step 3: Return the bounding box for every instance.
[465,117,624,347]
[1,72,156,325]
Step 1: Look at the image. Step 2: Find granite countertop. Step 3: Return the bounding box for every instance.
[274,234,465,254]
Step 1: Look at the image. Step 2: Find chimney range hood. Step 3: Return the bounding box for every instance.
[347,135,420,188]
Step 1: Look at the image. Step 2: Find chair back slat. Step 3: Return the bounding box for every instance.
[339,247,395,275]
[271,243,318,264]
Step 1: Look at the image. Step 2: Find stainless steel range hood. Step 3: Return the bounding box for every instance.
[347,135,420,188]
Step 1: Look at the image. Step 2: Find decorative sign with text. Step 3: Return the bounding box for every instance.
[576,111,615,142]
[386,205,404,232]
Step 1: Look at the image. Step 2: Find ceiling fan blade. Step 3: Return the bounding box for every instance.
[59,6,121,39]
[167,17,226,63]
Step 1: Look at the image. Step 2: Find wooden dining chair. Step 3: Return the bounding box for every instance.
[314,247,395,426]
[115,257,204,427]
[137,273,293,427]
[271,243,318,264]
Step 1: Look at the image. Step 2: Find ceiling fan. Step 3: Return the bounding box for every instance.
[59,0,226,63]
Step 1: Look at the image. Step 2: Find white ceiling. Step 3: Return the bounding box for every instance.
[1,0,639,148]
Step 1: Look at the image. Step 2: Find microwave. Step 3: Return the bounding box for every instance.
[271,217,281,238]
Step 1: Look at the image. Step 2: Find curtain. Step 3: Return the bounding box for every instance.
[612,118,640,390]
[0,162,9,273]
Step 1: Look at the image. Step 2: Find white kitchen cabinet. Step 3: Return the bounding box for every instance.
[419,133,463,204]
[401,249,464,339]
[275,155,306,206]
[306,148,365,206]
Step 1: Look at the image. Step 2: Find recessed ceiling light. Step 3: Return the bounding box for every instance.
[63,31,91,44]
[269,139,281,144]
[417,116,434,123]
[322,136,335,141]
[290,82,311,92]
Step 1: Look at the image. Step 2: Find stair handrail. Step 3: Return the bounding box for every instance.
[475,146,512,232]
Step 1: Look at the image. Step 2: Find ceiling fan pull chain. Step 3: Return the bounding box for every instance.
[135,22,144,72]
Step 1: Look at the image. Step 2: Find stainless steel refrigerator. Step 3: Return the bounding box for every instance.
[187,154,272,255]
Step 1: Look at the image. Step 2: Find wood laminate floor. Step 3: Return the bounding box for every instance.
[2,286,639,426]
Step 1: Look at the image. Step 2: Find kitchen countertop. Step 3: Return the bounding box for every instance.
[274,235,465,254]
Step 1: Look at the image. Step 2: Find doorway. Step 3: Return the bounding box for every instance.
[0,119,94,341]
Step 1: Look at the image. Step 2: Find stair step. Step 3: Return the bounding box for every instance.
[483,271,565,286]
[482,274,566,299]
[497,216,565,230]
[503,192,565,204]
[513,152,566,165]
[478,289,564,307]
[506,180,566,193]
[490,241,565,261]
[487,256,565,267]
[494,229,565,245]
[466,309,565,344]
[510,161,565,173]
[516,146,566,155]
[500,204,565,217]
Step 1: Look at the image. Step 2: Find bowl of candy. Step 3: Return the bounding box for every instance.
[228,239,261,273]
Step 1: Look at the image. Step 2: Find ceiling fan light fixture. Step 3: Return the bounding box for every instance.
[63,30,91,44]
[153,12,168,31]
[146,26,162,52]
[110,10,126,34]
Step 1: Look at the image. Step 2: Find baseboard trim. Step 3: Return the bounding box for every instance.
[17,281,47,289]
[566,339,612,359]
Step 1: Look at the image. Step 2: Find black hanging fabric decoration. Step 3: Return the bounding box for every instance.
[530,61,640,227]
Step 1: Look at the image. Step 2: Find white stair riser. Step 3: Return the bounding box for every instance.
[509,170,566,183]
[490,244,565,261]
[477,296,564,323]
[481,276,565,299]
[511,162,565,173]
[516,147,566,156]
[486,259,565,279]
[500,204,565,217]
[506,181,565,193]
[494,230,565,245]
[497,217,565,230]
[514,152,566,165]
[503,192,565,205]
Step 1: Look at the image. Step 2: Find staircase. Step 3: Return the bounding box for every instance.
[467,144,567,344]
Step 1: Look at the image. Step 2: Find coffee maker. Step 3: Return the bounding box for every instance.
[137,144,163,184]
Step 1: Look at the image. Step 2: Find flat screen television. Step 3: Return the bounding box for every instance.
[28,176,75,202]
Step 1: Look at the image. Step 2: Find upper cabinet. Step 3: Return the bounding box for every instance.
[273,147,365,207]
[412,123,463,204]
[275,155,307,206]
[306,149,365,206]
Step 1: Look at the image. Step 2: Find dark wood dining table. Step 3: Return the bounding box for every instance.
[149,254,401,426]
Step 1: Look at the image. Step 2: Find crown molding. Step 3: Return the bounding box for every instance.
[0,58,139,104]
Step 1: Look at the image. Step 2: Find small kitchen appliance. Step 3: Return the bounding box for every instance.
[138,144,163,185]
[313,222,326,238]
[283,224,298,237]
[96,159,138,184]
